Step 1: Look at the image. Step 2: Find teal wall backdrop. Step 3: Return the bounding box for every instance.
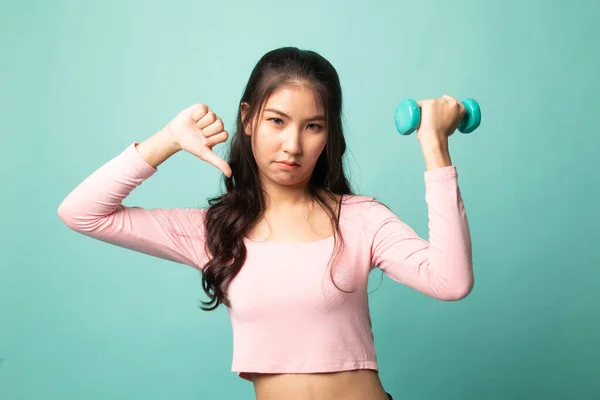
[1,0,598,399]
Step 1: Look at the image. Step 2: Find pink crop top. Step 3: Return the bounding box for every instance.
[57,142,473,382]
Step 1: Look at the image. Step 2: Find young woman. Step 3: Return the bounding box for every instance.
[58,46,474,400]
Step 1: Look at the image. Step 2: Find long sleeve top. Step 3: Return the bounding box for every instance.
[57,142,473,381]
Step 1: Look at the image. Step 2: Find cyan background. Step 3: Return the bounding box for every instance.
[1,0,598,399]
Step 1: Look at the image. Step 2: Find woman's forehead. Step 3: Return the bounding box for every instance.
[263,86,324,116]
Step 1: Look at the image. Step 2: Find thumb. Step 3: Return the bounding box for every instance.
[201,150,232,178]
[181,137,232,177]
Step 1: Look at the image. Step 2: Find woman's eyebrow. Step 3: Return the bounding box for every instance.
[264,108,326,121]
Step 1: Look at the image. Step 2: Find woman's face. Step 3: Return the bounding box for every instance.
[244,84,328,190]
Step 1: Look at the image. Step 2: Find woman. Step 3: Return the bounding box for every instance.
[58,46,474,400]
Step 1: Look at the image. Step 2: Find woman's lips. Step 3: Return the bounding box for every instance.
[276,161,300,169]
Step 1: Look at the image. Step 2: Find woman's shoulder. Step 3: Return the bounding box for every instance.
[341,193,377,204]
[337,194,397,239]
[340,193,395,221]
[341,193,387,208]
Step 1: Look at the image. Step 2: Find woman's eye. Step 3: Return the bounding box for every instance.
[267,118,321,131]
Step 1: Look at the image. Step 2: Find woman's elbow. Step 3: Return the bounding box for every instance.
[57,200,95,232]
[57,201,76,229]
[440,276,474,301]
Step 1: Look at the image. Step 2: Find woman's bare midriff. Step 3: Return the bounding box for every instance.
[251,369,390,400]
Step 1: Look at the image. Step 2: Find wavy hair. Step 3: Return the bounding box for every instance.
[200,47,354,311]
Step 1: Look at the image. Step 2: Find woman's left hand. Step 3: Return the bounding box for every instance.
[416,94,466,148]
[415,94,466,170]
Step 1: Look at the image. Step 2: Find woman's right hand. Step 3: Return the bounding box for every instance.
[163,103,232,177]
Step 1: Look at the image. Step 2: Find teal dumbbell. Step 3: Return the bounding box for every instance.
[394,98,481,136]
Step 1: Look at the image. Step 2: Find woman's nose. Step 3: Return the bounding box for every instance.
[281,127,302,154]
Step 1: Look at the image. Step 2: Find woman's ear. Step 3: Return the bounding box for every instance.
[240,102,252,136]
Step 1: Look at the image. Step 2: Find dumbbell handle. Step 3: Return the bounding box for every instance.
[394,98,481,136]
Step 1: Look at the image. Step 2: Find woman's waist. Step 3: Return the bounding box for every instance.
[251,368,389,400]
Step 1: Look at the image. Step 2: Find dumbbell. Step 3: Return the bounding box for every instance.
[394,98,481,136]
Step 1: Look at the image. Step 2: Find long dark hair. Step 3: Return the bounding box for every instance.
[200,47,354,311]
